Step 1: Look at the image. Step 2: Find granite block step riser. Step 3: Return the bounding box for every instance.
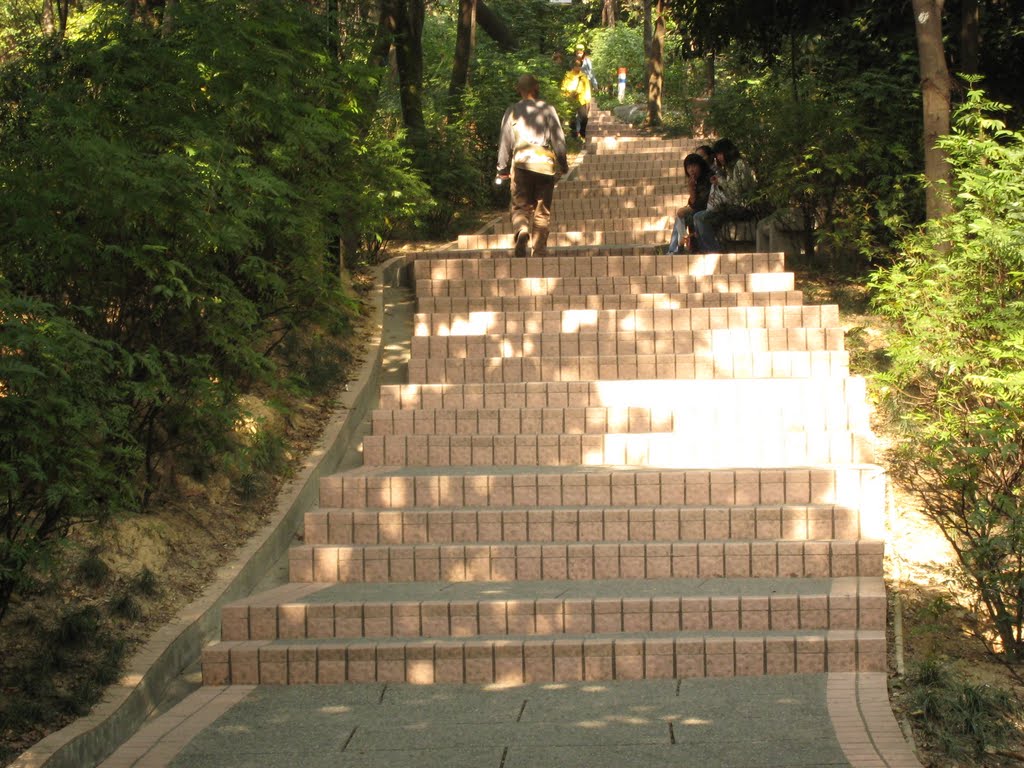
[201,631,887,686]
[415,273,796,298]
[371,404,869,435]
[319,468,884,513]
[551,185,689,199]
[432,244,667,260]
[406,351,850,384]
[490,217,673,234]
[412,305,834,336]
[412,252,786,281]
[573,168,691,183]
[418,291,805,314]
[456,230,672,250]
[409,329,845,358]
[221,594,885,642]
[378,378,868,419]
[304,505,869,546]
[288,540,884,584]
[361,432,873,468]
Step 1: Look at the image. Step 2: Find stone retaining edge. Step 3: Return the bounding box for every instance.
[10,254,413,768]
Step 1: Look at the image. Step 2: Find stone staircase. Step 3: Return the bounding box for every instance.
[201,109,887,689]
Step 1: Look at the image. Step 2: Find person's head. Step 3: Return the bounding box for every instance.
[575,44,586,57]
[710,138,740,168]
[695,144,715,164]
[683,152,711,181]
[516,73,539,99]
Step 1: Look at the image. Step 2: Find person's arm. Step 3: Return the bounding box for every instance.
[496,107,514,176]
[547,106,568,174]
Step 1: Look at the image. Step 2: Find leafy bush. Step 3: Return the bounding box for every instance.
[0,0,430,620]
[905,657,1020,760]
[872,86,1024,658]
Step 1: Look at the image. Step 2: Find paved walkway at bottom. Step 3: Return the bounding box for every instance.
[99,673,918,768]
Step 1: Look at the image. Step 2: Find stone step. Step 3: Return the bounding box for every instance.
[303,504,872,546]
[433,243,667,260]
[547,201,688,217]
[377,379,869,422]
[201,629,887,685]
[406,350,850,384]
[552,183,690,199]
[372,401,867,436]
[416,291,804,315]
[408,329,844,358]
[361,431,872,467]
[413,305,836,336]
[490,216,674,234]
[287,539,884,584]
[414,273,796,299]
[559,174,692,191]
[318,467,884,512]
[412,252,786,281]
[573,167,690,183]
[455,229,671,250]
[218,578,885,641]
[589,138,705,154]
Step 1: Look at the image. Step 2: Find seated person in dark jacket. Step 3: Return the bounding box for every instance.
[692,138,757,253]
[666,152,713,254]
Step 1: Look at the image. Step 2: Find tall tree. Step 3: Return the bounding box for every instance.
[646,0,665,125]
[911,0,954,219]
[602,0,617,26]
[448,0,476,117]
[476,0,516,51]
[959,0,979,75]
[380,0,426,159]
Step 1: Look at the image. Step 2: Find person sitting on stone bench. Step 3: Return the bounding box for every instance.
[692,138,758,253]
[666,152,714,254]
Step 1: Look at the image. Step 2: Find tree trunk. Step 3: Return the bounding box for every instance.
[42,0,55,36]
[646,0,665,126]
[161,0,177,36]
[447,0,476,117]
[381,0,426,164]
[911,0,954,219]
[643,0,651,57]
[476,0,516,51]
[602,0,616,27]
[959,0,979,75]
[705,52,715,95]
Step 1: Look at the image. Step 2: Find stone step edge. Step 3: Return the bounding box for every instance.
[220,582,887,641]
[287,539,885,584]
[304,503,870,545]
[416,291,806,312]
[318,464,884,511]
[201,629,887,685]
[411,306,841,334]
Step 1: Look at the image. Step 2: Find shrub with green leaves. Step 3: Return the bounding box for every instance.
[0,0,429,620]
[904,657,1020,760]
[872,85,1024,658]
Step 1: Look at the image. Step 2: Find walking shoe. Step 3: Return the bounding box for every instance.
[514,229,530,258]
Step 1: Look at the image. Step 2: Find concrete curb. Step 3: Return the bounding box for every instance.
[10,255,412,768]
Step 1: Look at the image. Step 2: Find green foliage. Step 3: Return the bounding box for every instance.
[687,12,923,265]
[871,86,1024,658]
[588,24,645,102]
[0,0,429,621]
[0,288,139,622]
[904,657,1020,760]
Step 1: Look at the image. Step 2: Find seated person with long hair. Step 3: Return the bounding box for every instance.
[666,152,714,254]
[692,138,757,253]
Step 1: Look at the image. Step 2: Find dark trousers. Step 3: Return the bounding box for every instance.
[510,166,556,257]
[574,102,590,139]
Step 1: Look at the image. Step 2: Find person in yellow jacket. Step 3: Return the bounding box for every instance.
[561,57,592,140]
